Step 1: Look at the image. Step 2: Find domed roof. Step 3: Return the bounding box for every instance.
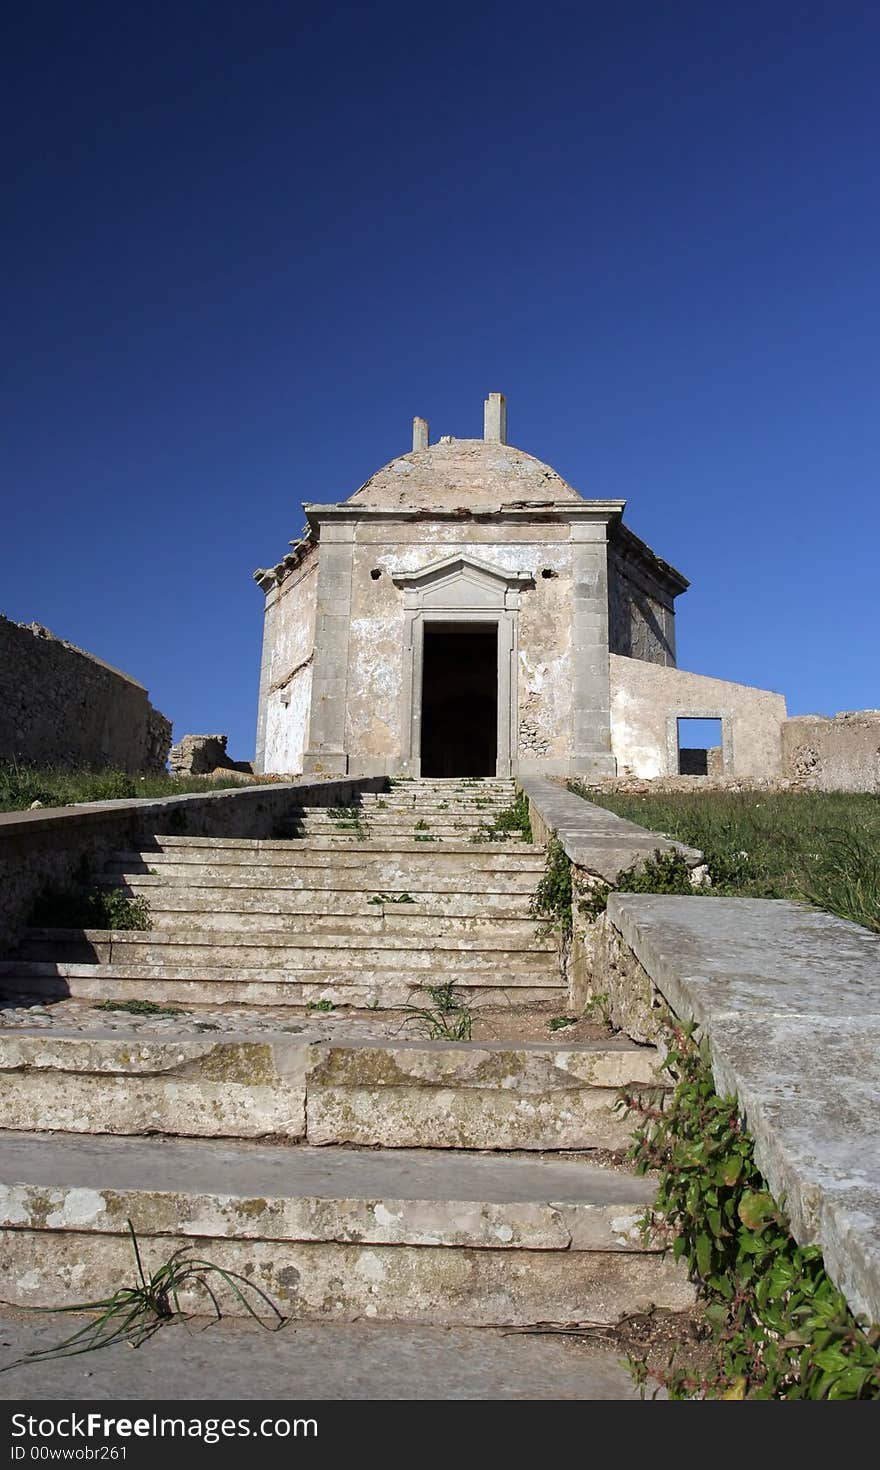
[346,438,585,511]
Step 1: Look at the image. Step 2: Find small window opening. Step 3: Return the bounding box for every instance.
[541,567,555,579]
[370,568,382,581]
[677,717,723,777]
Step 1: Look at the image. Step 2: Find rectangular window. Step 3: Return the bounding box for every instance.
[677,717,723,776]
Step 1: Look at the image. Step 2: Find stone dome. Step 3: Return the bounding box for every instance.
[346,438,585,511]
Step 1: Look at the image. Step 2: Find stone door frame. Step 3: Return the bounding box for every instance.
[392,556,533,778]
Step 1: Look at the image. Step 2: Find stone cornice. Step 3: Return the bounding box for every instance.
[303,499,626,530]
[610,522,689,598]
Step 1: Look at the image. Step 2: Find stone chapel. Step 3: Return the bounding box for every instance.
[254,395,785,780]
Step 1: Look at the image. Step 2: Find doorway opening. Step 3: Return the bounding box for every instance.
[420,623,498,777]
[677,717,723,776]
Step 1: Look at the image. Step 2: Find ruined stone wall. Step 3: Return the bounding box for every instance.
[609,654,786,780]
[344,522,576,770]
[607,547,677,666]
[0,617,171,773]
[781,712,880,792]
[256,553,317,774]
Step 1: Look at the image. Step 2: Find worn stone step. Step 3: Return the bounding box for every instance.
[0,963,565,1009]
[285,823,526,841]
[107,856,546,883]
[0,1134,693,1323]
[128,839,547,864]
[87,897,546,938]
[15,929,557,967]
[0,1031,662,1148]
[0,1317,647,1401]
[97,879,541,914]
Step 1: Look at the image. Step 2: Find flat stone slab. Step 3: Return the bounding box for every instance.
[0,1315,645,1399]
[608,893,880,1323]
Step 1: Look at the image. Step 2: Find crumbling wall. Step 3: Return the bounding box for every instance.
[782,712,880,792]
[610,654,786,780]
[255,552,318,774]
[0,617,171,773]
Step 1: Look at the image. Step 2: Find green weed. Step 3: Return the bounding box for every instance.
[0,1220,286,1371]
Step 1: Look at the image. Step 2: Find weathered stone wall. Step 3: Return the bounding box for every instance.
[607,547,677,666]
[781,711,880,792]
[169,735,235,776]
[255,553,318,774]
[344,523,577,772]
[520,777,880,1325]
[0,617,171,773]
[610,654,787,780]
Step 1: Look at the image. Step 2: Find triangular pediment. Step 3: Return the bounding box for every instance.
[392,555,533,611]
[392,555,532,591]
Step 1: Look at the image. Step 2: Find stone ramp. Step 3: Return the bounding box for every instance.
[0,1134,692,1325]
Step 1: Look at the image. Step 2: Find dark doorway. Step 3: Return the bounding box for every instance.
[420,623,498,776]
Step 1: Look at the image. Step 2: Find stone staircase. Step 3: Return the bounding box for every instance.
[0,777,691,1340]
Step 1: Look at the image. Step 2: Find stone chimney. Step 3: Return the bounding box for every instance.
[412,416,429,452]
[483,392,507,444]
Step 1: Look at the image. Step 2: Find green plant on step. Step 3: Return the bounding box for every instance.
[530,837,573,937]
[476,791,533,845]
[0,1219,287,1371]
[579,849,700,923]
[306,999,335,1012]
[30,886,152,932]
[414,833,436,842]
[414,819,430,830]
[94,999,183,1017]
[549,1015,577,1032]
[621,1022,880,1400]
[369,891,416,905]
[582,991,613,1028]
[401,982,474,1041]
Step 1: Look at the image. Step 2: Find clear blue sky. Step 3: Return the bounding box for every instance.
[3,1,878,760]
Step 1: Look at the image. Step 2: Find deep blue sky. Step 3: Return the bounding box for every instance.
[3,1,878,759]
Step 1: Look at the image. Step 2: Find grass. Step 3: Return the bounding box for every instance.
[570,784,880,933]
[0,762,269,814]
[0,1219,286,1371]
[401,982,474,1040]
[95,999,183,1017]
[471,791,533,844]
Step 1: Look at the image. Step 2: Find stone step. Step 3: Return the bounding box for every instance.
[0,1317,647,1401]
[15,928,557,967]
[86,897,546,938]
[0,963,565,1009]
[354,805,514,817]
[0,1134,693,1323]
[111,855,547,881]
[98,878,541,913]
[128,839,547,864]
[284,834,521,848]
[285,821,525,839]
[0,1030,663,1147]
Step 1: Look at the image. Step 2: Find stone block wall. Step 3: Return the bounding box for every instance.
[610,654,787,780]
[781,712,880,792]
[0,617,171,773]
